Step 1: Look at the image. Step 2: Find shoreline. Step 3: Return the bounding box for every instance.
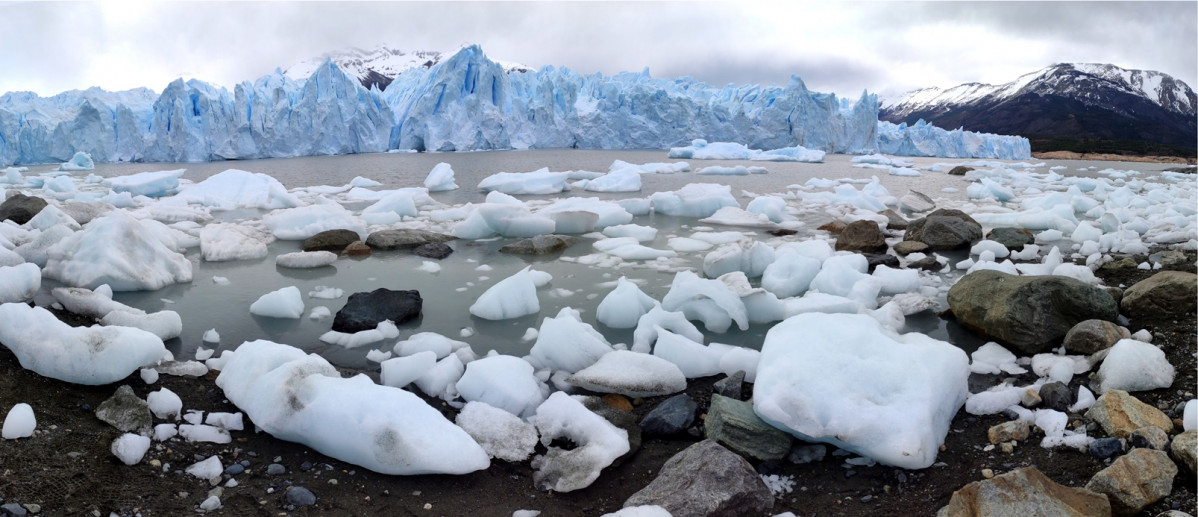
[1032,150,1197,165]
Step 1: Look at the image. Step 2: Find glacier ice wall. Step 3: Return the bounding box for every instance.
[0,45,1030,166]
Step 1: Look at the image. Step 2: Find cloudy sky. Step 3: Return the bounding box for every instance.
[1,1,1194,100]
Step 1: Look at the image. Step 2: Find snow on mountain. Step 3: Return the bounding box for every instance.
[0,44,1031,167]
[284,44,532,91]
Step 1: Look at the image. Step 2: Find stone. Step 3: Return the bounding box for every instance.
[413,242,453,259]
[904,209,983,250]
[894,240,929,256]
[835,220,888,253]
[1086,390,1174,439]
[787,444,827,464]
[301,229,360,253]
[1129,426,1169,451]
[365,229,455,250]
[581,396,641,467]
[285,486,316,507]
[864,253,900,273]
[899,190,936,213]
[266,463,286,475]
[947,166,974,176]
[1,503,28,517]
[1022,388,1043,408]
[1149,250,1189,270]
[341,241,371,256]
[1100,258,1139,273]
[1105,287,1123,307]
[331,288,422,332]
[95,385,152,433]
[1085,448,1177,516]
[817,221,846,234]
[1063,320,1131,355]
[908,256,941,271]
[498,234,579,255]
[0,193,48,225]
[936,467,1111,517]
[988,419,1031,444]
[602,394,633,413]
[1089,437,1126,461]
[623,439,774,517]
[712,371,745,400]
[948,270,1119,354]
[639,394,697,437]
[1170,430,1196,474]
[704,394,792,462]
[1120,271,1198,320]
[879,209,910,230]
[1040,382,1075,413]
[986,227,1033,250]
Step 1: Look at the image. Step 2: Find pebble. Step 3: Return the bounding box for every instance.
[266,463,286,475]
[1089,437,1125,461]
[23,505,39,515]
[861,495,873,503]
[1000,442,1015,454]
[300,461,313,472]
[224,464,245,476]
[981,468,994,479]
[328,479,338,485]
[285,486,316,507]
[1,503,28,517]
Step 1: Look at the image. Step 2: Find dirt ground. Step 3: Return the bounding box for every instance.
[0,252,1194,517]
[1031,151,1196,165]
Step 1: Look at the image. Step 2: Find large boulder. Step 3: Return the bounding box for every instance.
[1063,319,1130,355]
[937,467,1111,517]
[301,229,361,253]
[499,234,579,255]
[332,289,422,332]
[0,193,48,224]
[834,220,888,253]
[1084,448,1177,516]
[903,208,983,250]
[947,270,1118,354]
[365,229,455,250]
[1085,390,1174,439]
[704,394,793,462]
[986,227,1033,250]
[1171,430,1196,475]
[1120,271,1197,320]
[623,440,774,517]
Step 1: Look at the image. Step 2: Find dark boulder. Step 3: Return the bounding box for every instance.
[904,209,983,250]
[413,242,453,259]
[498,235,579,255]
[301,229,361,253]
[332,288,422,332]
[0,193,48,225]
[365,229,455,250]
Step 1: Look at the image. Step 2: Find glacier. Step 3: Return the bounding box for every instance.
[0,45,1030,167]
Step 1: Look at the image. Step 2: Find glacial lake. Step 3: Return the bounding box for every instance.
[19,150,1184,371]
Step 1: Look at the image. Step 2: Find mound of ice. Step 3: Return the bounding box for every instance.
[424,162,459,191]
[650,183,739,218]
[2,403,35,439]
[275,250,337,268]
[200,224,273,262]
[262,203,365,241]
[529,308,613,373]
[631,305,704,354]
[660,270,748,333]
[699,206,779,229]
[702,239,775,279]
[568,350,687,397]
[455,401,538,462]
[361,191,420,225]
[969,342,1027,375]
[529,392,630,492]
[100,309,183,341]
[111,433,152,465]
[650,327,726,378]
[413,354,466,401]
[58,151,95,171]
[105,169,185,198]
[592,237,676,260]
[667,140,824,162]
[761,252,821,298]
[171,169,300,210]
[249,286,304,319]
[608,160,690,174]
[469,267,542,320]
[753,313,969,469]
[42,211,193,291]
[147,388,183,420]
[578,168,642,193]
[1093,339,1175,393]
[0,263,40,303]
[380,351,437,388]
[215,339,489,475]
[0,303,166,385]
[319,320,400,349]
[596,277,657,329]
[601,224,657,242]
[455,355,548,418]
[478,168,570,195]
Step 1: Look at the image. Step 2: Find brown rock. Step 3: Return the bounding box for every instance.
[342,241,371,256]
[947,166,974,176]
[1084,448,1177,516]
[936,466,1111,517]
[879,209,909,230]
[624,440,774,517]
[988,420,1031,444]
[1086,390,1174,439]
[835,220,888,253]
[1120,271,1198,319]
[1063,319,1131,355]
[301,229,361,253]
[1171,430,1196,475]
[602,394,633,412]
[817,221,846,234]
[894,240,929,255]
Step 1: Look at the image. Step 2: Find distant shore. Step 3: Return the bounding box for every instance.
[1032,150,1197,165]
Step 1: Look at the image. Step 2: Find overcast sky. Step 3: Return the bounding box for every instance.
[1,1,1194,100]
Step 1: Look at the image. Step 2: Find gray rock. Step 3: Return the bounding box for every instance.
[908,256,941,271]
[936,466,1111,517]
[879,209,910,230]
[1171,430,1196,475]
[864,253,900,273]
[988,419,1031,444]
[332,288,422,332]
[0,503,27,517]
[1089,437,1126,461]
[95,385,151,433]
[1156,511,1195,517]
[1085,448,1177,516]
[285,486,316,507]
[639,394,697,437]
[986,227,1033,250]
[0,193,47,225]
[341,241,371,256]
[1149,250,1189,269]
[904,209,983,250]
[1120,271,1198,320]
[947,270,1118,354]
[224,464,244,476]
[498,234,579,255]
[899,190,936,213]
[704,394,793,462]
[835,220,888,253]
[266,463,286,475]
[301,229,360,253]
[623,439,774,517]
[1039,382,1074,413]
[712,371,745,400]
[947,166,974,176]
[1086,390,1174,439]
[365,229,455,250]
[1063,319,1131,355]
[1129,426,1169,451]
[893,240,929,256]
[1100,257,1140,273]
[413,242,453,259]
[787,444,827,464]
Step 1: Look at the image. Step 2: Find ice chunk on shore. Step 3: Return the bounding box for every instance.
[0,263,40,303]
[42,210,193,291]
[702,239,775,278]
[660,270,748,333]
[596,277,657,329]
[651,327,724,378]
[249,286,304,319]
[0,303,166,385]
[2,403,35,439]
[380,351,437,388]
[455,355,548,418]
[455,401,538,462]
[185,456,223,480]
[529,392,630,492]
[319,320,399,348]
[529,308,613,373]
[1093,339,1175,393]
[568,350,687,397]
[216,340,489,475]
[147,388,183,420]
[761,252,820,298]
[424,162,459,192]
[111,433,152,465]
[631,305,704,353]
[469,267,542,320]
[754,313,969,469]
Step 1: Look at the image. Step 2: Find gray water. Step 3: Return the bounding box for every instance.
[24,150,1178,369]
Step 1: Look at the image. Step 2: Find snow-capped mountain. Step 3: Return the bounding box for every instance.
[284,44,532,91]
[881,63,1197,154]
